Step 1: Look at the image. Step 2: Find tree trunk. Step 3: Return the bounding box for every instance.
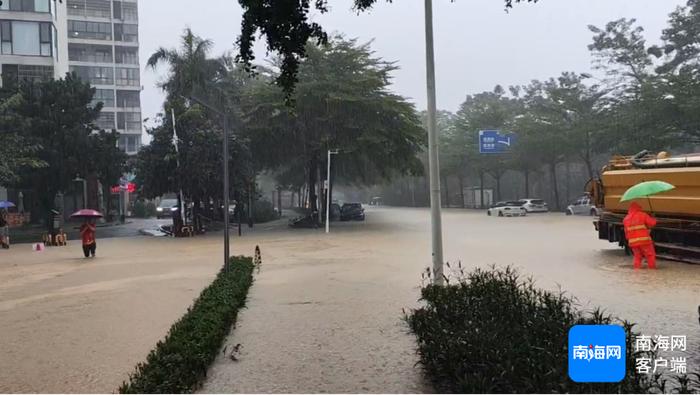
[278,187,283,215]
[411,177,416,207]
[495,174,502,202]
[550,162,560,211]
[459,175,465,208]
[442,175,449,208]
[247,181,254,228]
[308,156,318,222]
[524,169,530,198]
[479,171,485,209]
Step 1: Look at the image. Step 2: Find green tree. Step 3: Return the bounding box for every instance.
[454,86,521,203]
[147,28,226,101]
[240,37,425,219]
[14,74,105,229]
[0,91,45,185]
[86,130,128,220]
[235,0,536,96]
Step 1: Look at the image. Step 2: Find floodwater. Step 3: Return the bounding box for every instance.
[0,207,698,393]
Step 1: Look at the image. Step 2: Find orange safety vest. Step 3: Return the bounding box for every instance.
[623,205,656,247]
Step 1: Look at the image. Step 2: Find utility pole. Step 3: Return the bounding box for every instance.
[424,0,444,285]
[325,149,338,233]
[171,109,185,226]
[223,114,230,270]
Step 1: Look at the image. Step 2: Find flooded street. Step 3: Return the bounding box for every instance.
[1,207,698,393]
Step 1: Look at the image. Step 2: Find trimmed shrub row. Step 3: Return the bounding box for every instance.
[119,256,255,393]
[406,265,700,394]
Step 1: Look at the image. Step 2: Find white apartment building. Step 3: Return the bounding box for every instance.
[0,0,143,155]
[0,0,68,84]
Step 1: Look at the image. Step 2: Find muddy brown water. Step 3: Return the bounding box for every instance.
[0,207,698,393]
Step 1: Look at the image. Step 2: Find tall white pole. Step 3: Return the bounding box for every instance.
[325,149,331,234]
[223,115,230,271]
[424,0,444,285]
[171,109,185,225]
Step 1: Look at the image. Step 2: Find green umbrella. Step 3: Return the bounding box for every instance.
[620,181,675,202]
[620,181,675,213]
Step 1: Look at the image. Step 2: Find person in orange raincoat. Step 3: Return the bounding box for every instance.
[79,219,97,258]
[623,202,657,269]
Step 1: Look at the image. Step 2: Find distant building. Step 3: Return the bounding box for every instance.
[0,0,143,155]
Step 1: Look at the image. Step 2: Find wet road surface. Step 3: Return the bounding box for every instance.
[0,207,698,393]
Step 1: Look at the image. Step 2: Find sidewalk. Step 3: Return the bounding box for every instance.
[200,218,431,393]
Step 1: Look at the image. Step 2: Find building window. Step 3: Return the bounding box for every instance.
[0,0,50,13]
[113,1,137,21]
[39,22,51,56]
[91,88,114,108]
[118,134,141,154]
[67,0,110,18]
[114,23,137,43]
[117,112,141,132]
[96,112,115,130]
[116,90,140,108]
[68,20,111,40]
[0,21,12,54]
[68,43,112,63]
[0,21,53,56]
[115,67,139,87]
[2,64,54,87]
[70,65,114,85]
[115,46,138,64]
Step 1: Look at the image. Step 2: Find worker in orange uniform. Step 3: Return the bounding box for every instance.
[623,202,657,269]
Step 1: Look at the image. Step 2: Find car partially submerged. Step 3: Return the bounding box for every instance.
[518,198,549,213]
[487,201,527,217]
[340,203,365,221]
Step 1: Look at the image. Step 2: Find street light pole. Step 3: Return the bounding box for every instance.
[223,114,230,271]
[325,149,338,234]
[424,0,444,285]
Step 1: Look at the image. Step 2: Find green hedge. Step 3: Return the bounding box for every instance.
[119,256,255,393]
[406,265,700,394]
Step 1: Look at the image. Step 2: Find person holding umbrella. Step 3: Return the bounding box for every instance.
[0,208,9,249]
[620,181,675,269]
[71,209,103,258]
[0,201,15,249]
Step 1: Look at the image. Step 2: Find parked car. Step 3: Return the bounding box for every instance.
[340,203,365,221]
[156,199,178,219]
[487,201,527,217]
[518,198,549,213]
[566,195,600,216]
[330,203,341,221]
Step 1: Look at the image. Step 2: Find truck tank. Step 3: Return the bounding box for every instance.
[591,151,700,264]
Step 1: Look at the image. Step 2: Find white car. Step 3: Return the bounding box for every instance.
[518,198,549,213]
[487,201,527,217]
[566,195,600,216]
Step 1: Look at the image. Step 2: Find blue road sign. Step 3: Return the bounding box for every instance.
[568,324,626,383]
[479,130,516,154]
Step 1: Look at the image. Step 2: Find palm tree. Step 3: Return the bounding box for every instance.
[147,28,226,99]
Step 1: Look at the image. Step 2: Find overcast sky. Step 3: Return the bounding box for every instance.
[138,0,686,126]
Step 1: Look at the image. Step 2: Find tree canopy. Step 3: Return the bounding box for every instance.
[236,0,536,96]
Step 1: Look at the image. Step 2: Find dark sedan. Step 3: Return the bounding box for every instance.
[340,203,365,221]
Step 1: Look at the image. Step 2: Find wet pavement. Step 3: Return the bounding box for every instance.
[0,207,698,393]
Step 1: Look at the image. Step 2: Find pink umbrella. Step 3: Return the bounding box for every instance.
[70,209,103,219]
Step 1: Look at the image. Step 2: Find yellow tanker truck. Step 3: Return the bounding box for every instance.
[589,150,700,264]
